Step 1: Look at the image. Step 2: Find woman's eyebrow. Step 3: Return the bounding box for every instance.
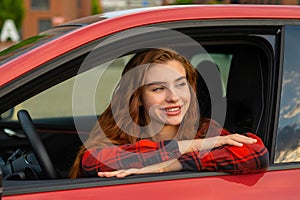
[146,76,187,86]
[146,81,166,86]
[175,76,187,82]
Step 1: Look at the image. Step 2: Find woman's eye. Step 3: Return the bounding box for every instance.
[176,82,186,88]
[152,87,164,92]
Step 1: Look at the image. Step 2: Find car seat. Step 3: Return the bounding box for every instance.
[224,46,265,138]
[196,60,226,125]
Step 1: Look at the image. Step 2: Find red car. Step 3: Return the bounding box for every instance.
[1,5,300,199]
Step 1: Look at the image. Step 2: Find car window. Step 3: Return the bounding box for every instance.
[275,26,300,163]
[0,24,277,196]
[0,26,79,65]
[6,52,232,121]
[191,53,232,97]
[7,55,132,120]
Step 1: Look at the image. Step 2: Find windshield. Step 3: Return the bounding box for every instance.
[0,14,109,66]
[0,26,79,65]
[0,8,157,66]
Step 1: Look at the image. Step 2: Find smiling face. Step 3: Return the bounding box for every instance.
[141,60,191,129]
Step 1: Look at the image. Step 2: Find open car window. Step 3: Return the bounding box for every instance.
[6,52,232,122]
[6,55,133,121]
[0,23,278,197]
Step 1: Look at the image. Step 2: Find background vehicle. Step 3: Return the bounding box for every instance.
[0,5,300,199]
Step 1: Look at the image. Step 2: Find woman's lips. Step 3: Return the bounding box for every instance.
[163,106,182,116]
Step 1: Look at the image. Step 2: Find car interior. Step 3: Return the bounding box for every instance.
[0,27,275,185]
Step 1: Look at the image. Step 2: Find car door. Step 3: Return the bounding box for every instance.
[1,16,300,199]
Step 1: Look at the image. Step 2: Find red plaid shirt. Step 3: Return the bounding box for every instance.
[81,130,269,177]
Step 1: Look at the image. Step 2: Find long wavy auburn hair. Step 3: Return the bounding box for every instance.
[70,48,209,178]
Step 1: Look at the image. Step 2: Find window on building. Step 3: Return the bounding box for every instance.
[31,0,49,10]
[39,19,52,32]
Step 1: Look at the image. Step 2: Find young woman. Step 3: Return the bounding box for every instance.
[70,48,269,178]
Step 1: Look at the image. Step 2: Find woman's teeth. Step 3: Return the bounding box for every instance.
[166,107,180,112]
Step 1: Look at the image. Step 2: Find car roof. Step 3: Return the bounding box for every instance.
[1,4,300,86]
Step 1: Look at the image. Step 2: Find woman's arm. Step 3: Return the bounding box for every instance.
[178,133,257,154]
[96,132,268,178]
[81,139,181,176]
[82,132,256,176]
[97,159,182,178]
[178,132,269,174]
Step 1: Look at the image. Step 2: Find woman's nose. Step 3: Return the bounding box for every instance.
[166,89,179,102]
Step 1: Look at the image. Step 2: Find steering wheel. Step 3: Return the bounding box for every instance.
[17,110,59,179]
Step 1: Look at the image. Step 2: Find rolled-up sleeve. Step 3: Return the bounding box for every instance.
[178,133,269,174]
[81,139,181,176]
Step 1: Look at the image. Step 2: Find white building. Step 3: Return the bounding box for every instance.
[101,0,167,12]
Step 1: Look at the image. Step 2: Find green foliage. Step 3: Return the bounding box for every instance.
[173,0,194,4]
[91,0,102,15]
[0,35,46,57]
[0,0,25,30]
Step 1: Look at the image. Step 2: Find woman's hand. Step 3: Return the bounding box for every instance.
[98,168,146,178]
[201,133,257,150]
[179,134,258,154]
[213,134,257,147]
[98,159,182,178]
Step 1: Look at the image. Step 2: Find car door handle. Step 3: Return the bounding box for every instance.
[3,128,26,138]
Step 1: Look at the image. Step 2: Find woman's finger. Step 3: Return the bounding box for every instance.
[231,134,257,144]
[225,139,244,147]
[222,134,257,147]
[98,170,125,178]
[116,169,135,178]
[98,169,139,178]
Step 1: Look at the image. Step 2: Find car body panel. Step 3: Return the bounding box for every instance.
[3,168,300,200]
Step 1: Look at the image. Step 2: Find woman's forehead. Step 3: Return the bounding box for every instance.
[145,60,186,83]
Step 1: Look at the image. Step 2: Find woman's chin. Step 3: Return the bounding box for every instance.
[164,117,183,126]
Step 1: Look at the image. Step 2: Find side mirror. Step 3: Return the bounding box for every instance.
[1,108,15,120]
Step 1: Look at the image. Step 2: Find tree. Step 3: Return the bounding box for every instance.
[173,0,194,4]
[91,0,102,15]
[0,0,25,30]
